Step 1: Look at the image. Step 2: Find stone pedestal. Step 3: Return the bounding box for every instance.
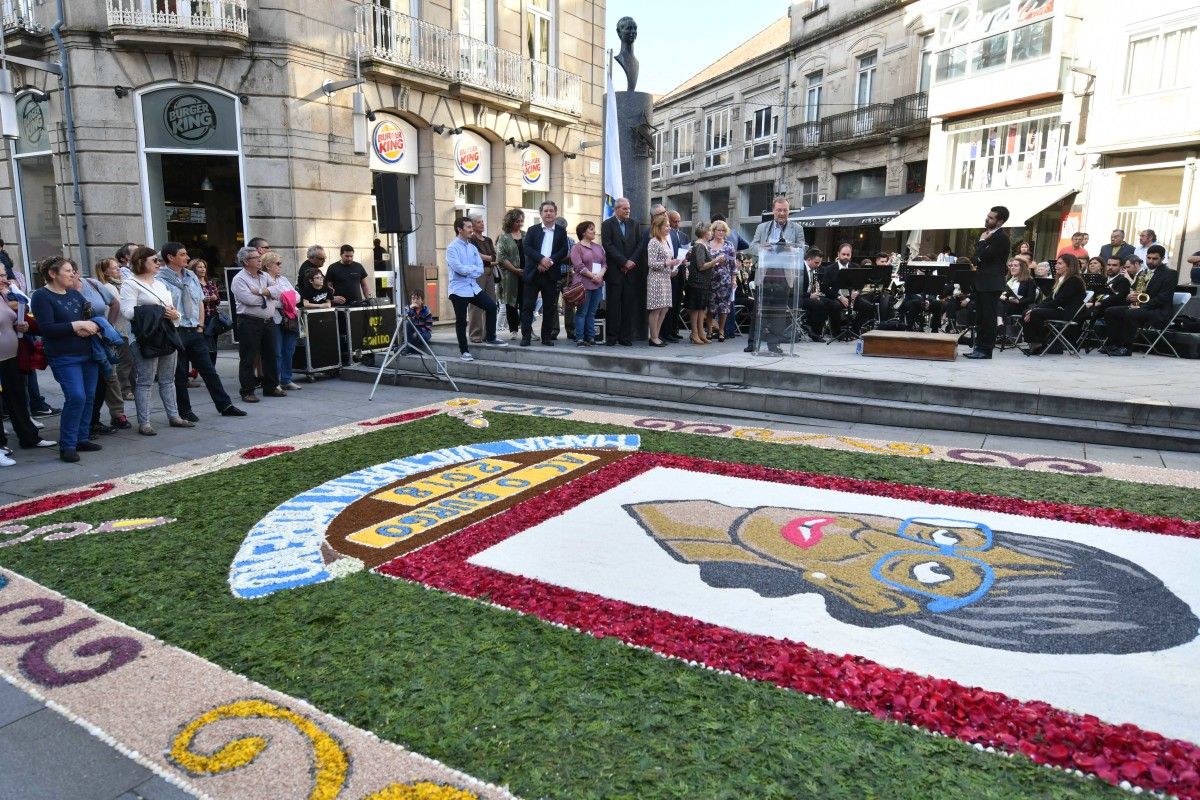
[612,90,653,340]
[613,90,654,218]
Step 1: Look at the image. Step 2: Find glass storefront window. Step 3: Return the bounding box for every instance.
[933,0,1055,84]
[14,155,60,279]
[936,47,968,82]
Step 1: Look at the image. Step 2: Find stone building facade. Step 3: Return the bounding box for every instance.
[0,0,604,316]
[649,1,930,258]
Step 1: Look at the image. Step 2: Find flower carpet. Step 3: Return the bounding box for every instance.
[1,398,1198,799]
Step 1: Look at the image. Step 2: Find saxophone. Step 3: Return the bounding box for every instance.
[1131,270,1151,306]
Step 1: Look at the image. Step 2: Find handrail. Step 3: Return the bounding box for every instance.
[786,92,928,152]
[105,0,248,36]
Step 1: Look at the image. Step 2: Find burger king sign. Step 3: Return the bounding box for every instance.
[452,131,490,183]
[369,115,418,175]
[521,145,549,190]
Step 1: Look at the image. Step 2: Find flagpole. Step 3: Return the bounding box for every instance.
[602,48,612,221]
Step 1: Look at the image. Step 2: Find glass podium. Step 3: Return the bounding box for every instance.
[748,246,805,356]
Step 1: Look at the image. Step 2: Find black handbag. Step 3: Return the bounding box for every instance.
[205,312,233,338]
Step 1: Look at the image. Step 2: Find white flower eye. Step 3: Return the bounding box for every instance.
[912,561,953,585]
[931,529,960,546]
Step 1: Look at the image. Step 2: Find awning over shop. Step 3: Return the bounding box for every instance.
[789,193,923,228]
[880,185,1077,231]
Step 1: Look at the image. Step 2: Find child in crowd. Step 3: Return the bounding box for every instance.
[403,291,433,354]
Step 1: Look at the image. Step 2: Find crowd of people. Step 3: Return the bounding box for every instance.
[0,235,386,466]
[437,198,1196,361]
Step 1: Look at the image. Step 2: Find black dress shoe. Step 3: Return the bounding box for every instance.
[1109,346,1132,356]
[520,338,531,347]
[76,441,103,452]
[618,340,633,347]
[91,422,117,436]
[963,350,992,359]
[744,343,756,352]
[541,339,555,346]
[221,406,248,417]
[181,411,200,423]
[768,346,784,355]
[665,335,682,342]
[605,340,618,346]
[60,448,79,463]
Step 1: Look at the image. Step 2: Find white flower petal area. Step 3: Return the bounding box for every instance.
[228,434,640,599]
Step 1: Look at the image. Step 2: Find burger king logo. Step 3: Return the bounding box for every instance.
[372,121,406,164]
[455,138,482,175]
[522,149,543,185]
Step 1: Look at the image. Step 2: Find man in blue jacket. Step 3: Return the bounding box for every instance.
[521,200,569,346]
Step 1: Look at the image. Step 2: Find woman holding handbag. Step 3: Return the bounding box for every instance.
[190,258,227,366]
[120,246,190,436]
[262,253,302,391]
[29,257,102,462]
[568,221,605,346]
[0,272,55,462]
[686,223,716,344]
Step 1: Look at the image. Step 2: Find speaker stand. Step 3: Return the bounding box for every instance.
[368,232,459,399]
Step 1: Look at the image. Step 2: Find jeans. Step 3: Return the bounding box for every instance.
[574,287,603,341]
[175,328,233,414]
[275,322,299,385]
[130,344,179,425]
[0,357,42,447]
[406,327,431,350]
[47,353,98,450]
[450,293,497,352]
[238,316,278,395]
[204,332,218,366]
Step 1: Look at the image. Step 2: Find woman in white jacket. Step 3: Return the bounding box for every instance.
[120,246,192,435]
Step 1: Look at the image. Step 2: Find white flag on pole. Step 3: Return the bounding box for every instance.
[603,67,623,219]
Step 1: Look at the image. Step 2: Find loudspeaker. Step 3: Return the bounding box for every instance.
[374,172,413,234]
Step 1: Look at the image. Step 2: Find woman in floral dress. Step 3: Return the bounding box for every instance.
[645,215,681,347]
[706,219,736,341]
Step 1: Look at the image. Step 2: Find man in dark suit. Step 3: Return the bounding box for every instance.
[1098,229,1135,264]
[600,197,641,346]
[521,200,569,346]
[964,205,1011,359]
[1102,245,1178,356]
[665,211,688,341]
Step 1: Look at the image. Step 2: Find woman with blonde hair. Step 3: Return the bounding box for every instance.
[1023,253,1085,355]
[95,256,135,402]
[705,219,736,341]
[645,215,681,347]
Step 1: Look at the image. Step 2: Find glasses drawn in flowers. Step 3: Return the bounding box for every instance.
[870,517,995,613]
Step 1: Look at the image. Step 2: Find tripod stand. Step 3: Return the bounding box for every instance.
[369,231,458,400]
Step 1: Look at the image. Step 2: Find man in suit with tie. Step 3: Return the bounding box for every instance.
[964,205,1011,359]
[1102,245,1178,356]
[600,197,641,346]
[665,211,688,341]
[521,200,569,346]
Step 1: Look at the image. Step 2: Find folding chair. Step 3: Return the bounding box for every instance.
[1136,293,1194,358]
[1039,291,1092,358]
[997,313,1025,351]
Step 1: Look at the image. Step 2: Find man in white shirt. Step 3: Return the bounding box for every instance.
[447,217,506,360]
[1134,229,1170,266]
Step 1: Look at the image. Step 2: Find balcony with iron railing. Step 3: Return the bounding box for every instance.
[356,4,581,117]
[2,0,43,53]
[105,0,249,52]
[785,91,929,158]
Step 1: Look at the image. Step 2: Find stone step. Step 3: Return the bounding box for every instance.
[412,339,1200,433]
[343,347,1200,453]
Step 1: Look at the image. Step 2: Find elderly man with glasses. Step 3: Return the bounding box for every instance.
[230,246,286,403]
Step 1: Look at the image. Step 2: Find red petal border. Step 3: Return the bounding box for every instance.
[0,483,116,523]
[377,452,1200,797]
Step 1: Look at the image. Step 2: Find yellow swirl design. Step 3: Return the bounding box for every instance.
[169,699,349,800]
[731,428,826,443]
[835,437,932,456]
[364,783,479,800]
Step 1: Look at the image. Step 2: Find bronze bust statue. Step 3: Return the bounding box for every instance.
[615,16,639,93]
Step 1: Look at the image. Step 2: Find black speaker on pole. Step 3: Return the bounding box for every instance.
[373,172,414,234]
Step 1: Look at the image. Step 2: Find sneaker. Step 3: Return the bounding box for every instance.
[31,406,60,418]
[122,390,134,401]
[34,440,56,448]
[187,378,201,388]
[138,424,156,436]
[282,382,303,391]
[460,352,475,362]
[31,419,43,430]
[169,417,196,428]
[483,339,507,347]
[0,452,14,467]
[112,414,131,430]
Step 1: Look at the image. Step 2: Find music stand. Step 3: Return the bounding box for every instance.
[826,267,885,342]
[368,231,458,400]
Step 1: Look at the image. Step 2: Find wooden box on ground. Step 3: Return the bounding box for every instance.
[860,331,960,361]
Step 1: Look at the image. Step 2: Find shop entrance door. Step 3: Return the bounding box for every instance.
[146,152,242,269]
